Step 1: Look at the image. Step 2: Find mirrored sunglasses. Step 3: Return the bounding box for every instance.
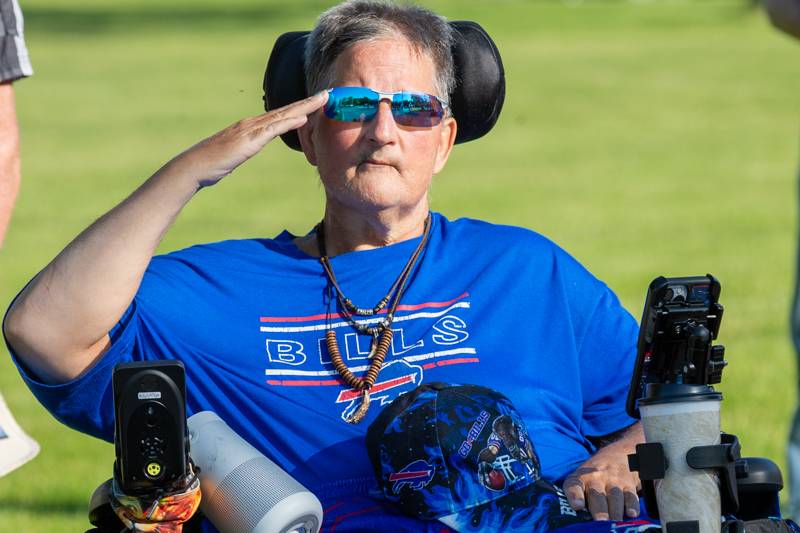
[323,86,449,128]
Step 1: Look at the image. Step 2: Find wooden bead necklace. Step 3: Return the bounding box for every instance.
[316,213,431,423]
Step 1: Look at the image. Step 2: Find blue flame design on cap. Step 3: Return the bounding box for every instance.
[366,383,594,531]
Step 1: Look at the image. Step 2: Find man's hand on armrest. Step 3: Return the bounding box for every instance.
[563,422,644,521]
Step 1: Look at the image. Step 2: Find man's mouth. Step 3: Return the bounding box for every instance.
[362,158,392,166]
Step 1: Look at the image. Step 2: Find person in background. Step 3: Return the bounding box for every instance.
[0,0,32,248]
[763,0,800,519]
[0,0,38,479]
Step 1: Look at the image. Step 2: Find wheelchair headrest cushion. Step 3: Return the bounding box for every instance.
[262,20,505,151]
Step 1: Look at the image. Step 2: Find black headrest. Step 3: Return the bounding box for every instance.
[262,20,505,151]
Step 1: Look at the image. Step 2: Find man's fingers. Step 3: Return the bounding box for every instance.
[255,115,308,141]
[176,90,328,187]
[562,477,586,511]
[264,90,328,122]
[606,486,624,521]
[586,487,610,521]
[624,489,640,518]
[291,89,329,112]
[565,479,639,521]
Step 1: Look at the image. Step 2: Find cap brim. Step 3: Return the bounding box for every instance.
[437,479,591,533]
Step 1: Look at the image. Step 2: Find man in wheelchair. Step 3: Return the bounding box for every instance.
[5,1,786,531]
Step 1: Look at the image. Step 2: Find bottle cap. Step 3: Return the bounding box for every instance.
[638,383,722,407]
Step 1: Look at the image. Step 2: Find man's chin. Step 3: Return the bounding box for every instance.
[325,168,425,212]
[335,186,412,213]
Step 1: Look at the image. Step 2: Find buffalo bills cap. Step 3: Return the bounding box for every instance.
[366,382,592,532]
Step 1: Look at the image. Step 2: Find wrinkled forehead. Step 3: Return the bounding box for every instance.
[330,36,439,93]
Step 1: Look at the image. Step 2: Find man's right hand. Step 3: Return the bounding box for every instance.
[3,91,328,384]
[173,90,328,188]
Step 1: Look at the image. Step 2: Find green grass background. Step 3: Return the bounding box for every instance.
[0,0,798,530]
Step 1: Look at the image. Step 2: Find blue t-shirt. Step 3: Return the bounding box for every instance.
[6,212,639,531]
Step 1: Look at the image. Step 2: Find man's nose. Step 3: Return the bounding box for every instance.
[366,99,398,145]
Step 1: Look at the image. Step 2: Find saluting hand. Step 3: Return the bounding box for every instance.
[3,91,330,386]
[171,90,328,188]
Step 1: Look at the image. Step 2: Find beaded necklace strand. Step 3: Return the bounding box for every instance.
[316,213,432,423]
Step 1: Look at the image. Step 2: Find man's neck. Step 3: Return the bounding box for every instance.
[295,202,430,257]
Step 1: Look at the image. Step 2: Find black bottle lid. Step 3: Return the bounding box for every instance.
[638,383,723,407]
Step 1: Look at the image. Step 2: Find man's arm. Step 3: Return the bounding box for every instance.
[3,92,327,384]
[764,0,800,40]
[563,422,644,521]
[0,81,20,247]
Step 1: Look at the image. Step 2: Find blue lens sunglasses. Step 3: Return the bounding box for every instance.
[323,86,449,127]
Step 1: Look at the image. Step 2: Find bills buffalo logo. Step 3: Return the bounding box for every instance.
[389,459,435,494]
[336,360,423,422]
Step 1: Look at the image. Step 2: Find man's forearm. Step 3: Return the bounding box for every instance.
[0,82,20,247]
[591,422,645,452]
[4,162,200,384]
[4,93,328,384]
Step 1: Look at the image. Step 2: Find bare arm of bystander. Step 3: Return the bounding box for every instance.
[0,81,20,247]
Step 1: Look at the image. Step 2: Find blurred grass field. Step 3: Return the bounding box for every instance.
[0,0,798,530]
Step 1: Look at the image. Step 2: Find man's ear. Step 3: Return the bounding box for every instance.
[298,115,318,167]
[432,116,457,175]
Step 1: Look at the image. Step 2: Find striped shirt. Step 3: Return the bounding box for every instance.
[0,0,32,82]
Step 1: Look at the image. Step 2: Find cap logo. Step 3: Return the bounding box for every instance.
[458,410,490,458]
[476,414,540,492]
[388,459,435,494]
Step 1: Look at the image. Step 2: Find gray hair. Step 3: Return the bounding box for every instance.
[304,0,455,101]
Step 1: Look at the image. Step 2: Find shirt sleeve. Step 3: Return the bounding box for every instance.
[0,0,33,82]
[3,243,206,441]
[4,243,236,441]
[4,299,143,442]
[577,286,639,438]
